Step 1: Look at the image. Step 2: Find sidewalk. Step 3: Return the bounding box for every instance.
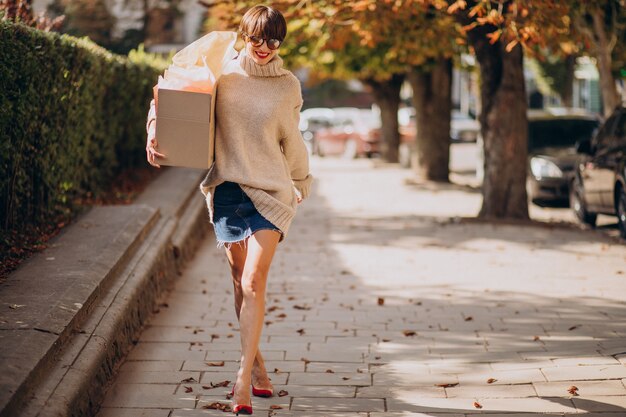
[96,157,626,416]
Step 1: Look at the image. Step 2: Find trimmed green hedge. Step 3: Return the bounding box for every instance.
[0,21,167,235]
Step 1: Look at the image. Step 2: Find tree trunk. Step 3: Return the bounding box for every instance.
[561,54,576,107]
[408,58,452,182]
[591,8,621,117]
[467,25,529,220]
[364,74,405,163]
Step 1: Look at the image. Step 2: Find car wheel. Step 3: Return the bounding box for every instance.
[617,184,626,239]
[342,139,358,159]
[570,176,597,227]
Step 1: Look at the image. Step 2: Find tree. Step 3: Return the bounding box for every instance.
[436,0,571,219]
[200,0,460,165]
[572,1,625,117]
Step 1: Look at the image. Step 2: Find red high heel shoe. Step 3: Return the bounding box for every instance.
[251,385,273,398]
[233,404,253,415]
[230,384,253,415]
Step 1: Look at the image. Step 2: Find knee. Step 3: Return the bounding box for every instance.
[241,270,268,296]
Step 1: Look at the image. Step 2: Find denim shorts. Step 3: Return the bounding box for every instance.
[212,181,282,248]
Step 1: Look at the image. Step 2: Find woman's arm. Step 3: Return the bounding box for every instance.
[281,98,313,200]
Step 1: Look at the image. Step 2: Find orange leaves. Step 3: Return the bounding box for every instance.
[447,0,466,14]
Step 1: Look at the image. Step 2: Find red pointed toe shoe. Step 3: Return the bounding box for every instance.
[233,404,253,415]
[251,385,273,398]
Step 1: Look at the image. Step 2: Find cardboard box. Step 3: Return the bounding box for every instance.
[154,88,215,169]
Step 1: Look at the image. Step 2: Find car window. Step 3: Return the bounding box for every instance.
[527,119,599,150]
[593,112,619,151]
[612,112,626,148]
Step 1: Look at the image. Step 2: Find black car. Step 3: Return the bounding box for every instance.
[570,105,626,238]
[526,111,600,204]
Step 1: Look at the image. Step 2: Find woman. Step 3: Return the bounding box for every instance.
[146,5,313,415]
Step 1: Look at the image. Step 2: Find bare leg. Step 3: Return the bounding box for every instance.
[224,242,273,390]
[226,230,280,407]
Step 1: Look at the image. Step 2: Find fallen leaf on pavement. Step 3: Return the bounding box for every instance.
[269,405,283,409]
[402,330,416,337]
[202,402,231,412]
[278,389,289,397]
[9,304,26,309]
[568,386,579,395]
[293,304,311,310]
[382,338,391,342]
[473,401,482,409]
[296,328,305,335]
[180,377,197,383]
[377,297,385,306]
[533,336,541,341]
[274,368,282,373]
[203,380,230,389]
[184,386,193,392]
[326,369,334,373]
[487,378,497,384]
[435,383,459,388]
[464,316,473,321]
[205,361,224,367]
[568,325,581,331]
[342,377,350,380]
[276,313,287,318]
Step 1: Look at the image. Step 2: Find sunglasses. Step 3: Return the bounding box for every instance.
[241,31,282,50]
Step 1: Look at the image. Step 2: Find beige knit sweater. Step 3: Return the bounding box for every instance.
[195,49,313,241]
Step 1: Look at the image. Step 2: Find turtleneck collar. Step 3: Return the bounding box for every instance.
[238,49,290,77]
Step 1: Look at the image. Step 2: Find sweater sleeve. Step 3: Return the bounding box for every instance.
[281,97,313,200]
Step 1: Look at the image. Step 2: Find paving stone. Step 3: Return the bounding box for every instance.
[100,383,189,408]
[445,383,536,398]
[181,360,240,372]
[269,384,356,398]
[373,372,457,387]
[542,365,626,382]
[457,369,547,385]
[571,395,626,412]
[126,342,206,361]
[305,362,369,373]
[285,350,365,362]
[288,372,370,386]
[533,380,626,397]
[356,385,445,398]
[386,396,578,413]
[291,397,384,412]
[96,408,171,417]
[369,413,464,417]
[551,356,620,366]
[119,360,185,372]
[116,371,200,384]
[269,412,367,417]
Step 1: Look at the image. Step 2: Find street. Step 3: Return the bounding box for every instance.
[96,155,626,416]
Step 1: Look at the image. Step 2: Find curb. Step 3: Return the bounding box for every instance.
[0,167,211,417]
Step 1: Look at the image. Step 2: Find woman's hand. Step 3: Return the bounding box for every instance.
[146,122,165,168]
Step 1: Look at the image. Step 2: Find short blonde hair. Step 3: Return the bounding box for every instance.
[239,5,287,41]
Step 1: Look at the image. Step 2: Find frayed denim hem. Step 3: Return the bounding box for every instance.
[215,227,283,250]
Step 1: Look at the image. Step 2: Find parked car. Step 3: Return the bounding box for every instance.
[526,110,600,204]
[450,110,480,142]
[299,107,335,155]
[314,107,380,158]
[476,109,601,206]
[570,105,626,237]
